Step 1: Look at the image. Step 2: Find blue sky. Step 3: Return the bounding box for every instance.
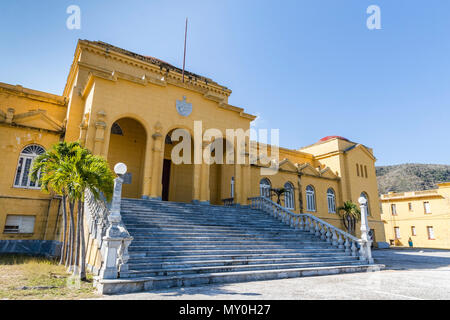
[1,0,449,166]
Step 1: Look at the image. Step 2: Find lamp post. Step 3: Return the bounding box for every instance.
[358,196,374,264]
[99,163,133,279]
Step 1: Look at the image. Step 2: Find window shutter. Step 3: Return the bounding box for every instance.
[20,216,36,233]
[5,215,21,228]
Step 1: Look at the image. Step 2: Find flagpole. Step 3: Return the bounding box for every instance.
[182,17,188,83]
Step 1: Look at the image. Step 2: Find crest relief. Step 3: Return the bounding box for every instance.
[176,96,192,117]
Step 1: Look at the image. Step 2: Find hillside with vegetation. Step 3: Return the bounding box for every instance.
[376,164,450,194]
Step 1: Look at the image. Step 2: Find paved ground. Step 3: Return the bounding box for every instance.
[97,248,450,300]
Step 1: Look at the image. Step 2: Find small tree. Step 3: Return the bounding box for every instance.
[337,201,361,235]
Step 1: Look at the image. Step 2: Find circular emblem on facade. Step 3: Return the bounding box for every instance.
[176,96,192,117]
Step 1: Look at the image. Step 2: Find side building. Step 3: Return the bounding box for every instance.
[380,183,450,249]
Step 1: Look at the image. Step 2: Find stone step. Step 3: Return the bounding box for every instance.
[127,255,358,270]
[128,251,348,262]
[128,247,341,257]
[121,260,364,277]
[129,240,329,247]
[128,242,331,251]
[97,264,382,294]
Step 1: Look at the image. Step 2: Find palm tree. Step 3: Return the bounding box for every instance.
[337,201,361,235]
[270,188,287,205]
[30,141,81,266]
[31,142,114,280]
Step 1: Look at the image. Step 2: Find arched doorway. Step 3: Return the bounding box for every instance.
[162,128,194,203]
[107,118,147,198]
[208,138,235,205]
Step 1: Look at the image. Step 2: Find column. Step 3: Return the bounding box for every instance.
[93,111,107,156]
[234,163,242,205]
[141,137,153,199]
[149,122,163,200]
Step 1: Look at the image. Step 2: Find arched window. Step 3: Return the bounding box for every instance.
[360,192,371,216]
[327,188,336,213]
[306,185,316,212]
[260,178,271,198]
[14,145,45,189]
[230,176,235,198]
[284,182,295,209]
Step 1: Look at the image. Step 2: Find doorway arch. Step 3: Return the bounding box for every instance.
[107,117,147,198]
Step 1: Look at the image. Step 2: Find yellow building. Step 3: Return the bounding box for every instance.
[0,40,387,254]
[380,183,450,249]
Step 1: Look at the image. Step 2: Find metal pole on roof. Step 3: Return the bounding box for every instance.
[182,18,188,83]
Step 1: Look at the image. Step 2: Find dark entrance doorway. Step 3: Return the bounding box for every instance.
[162,159,171,201]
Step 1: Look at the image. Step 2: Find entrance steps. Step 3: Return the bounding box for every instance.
[95,199,383,294]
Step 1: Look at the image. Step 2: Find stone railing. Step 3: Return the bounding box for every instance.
[248,196,374,264]
[222,198,234,206]
[84,163,133,279]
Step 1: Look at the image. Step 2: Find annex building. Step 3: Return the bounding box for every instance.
[381,183,450,249]
[0,39,387,257]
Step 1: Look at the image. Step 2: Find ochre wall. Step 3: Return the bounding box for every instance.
[381,184,450,249]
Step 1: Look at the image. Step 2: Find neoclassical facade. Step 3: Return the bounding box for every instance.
[0,40,387,252]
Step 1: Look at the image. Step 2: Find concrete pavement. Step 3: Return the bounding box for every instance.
[96,248,450,300]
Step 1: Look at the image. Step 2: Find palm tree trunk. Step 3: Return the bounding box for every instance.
[67,200,75,273]
[73,199,81,277]
[59,194,68,265]
[78,198,87,280]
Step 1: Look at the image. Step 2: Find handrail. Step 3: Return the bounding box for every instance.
[248,196,373,263]
[222,198,234,206]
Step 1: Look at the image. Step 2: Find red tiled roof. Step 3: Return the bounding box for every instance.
[319,136,349,142]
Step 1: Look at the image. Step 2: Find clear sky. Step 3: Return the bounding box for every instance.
[1,0,449,166]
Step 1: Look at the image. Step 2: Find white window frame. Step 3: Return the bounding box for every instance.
[327,188,336,213]
[411,226,416,236]
[260,179,271,198]
[424,201,431,214]
[391,204,397,216]
[3,215,36,234]
[13,145,45,189]
[427,226,435,240]
[284,182,295,210]
[306,185,316,212]
[394,226,401,239]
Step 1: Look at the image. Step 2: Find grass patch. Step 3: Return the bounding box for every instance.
[0,254,99,300]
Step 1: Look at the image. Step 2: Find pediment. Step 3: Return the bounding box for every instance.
[279,158,298,172]
[13,109,64,132]
[298,163,320,176]
[320,167,338,179]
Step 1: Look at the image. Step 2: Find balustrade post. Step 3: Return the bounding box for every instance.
[99,163,134,280]
[344,237,351,255]
[358,196,374,264]
[338,234,344,249]
[325,227,332,243]
[314,221,320,237]
[332,229,338,246]
[351,240,357,257]
[320,224,326,240]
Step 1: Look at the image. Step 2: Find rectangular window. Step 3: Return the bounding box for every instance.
[391,204,397,215]
[424,202,431,214]
[364,165,368,178]
[411,226,416,236]
[408,202,413,211]
[394,227,400,239]
[427,226,435,240]
[4,215,36,234]
[356,164,359,176]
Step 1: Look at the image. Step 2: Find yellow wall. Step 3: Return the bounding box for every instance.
[381,183,450,249]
